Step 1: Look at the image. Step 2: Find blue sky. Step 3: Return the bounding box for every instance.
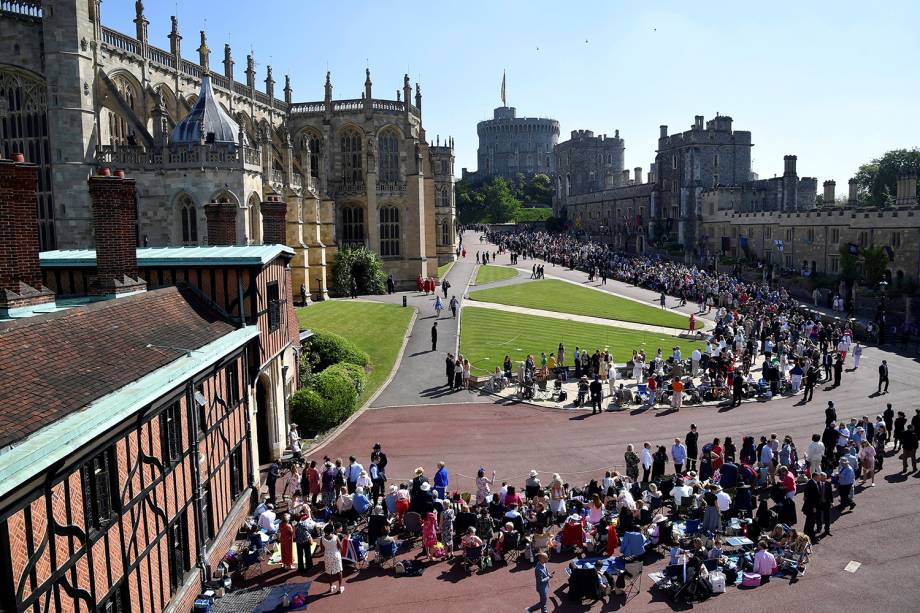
[106,1,919,185]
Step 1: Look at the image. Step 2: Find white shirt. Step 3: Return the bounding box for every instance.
[691,349,701,362]
[715,491,731,512]
[258,509,277,532]
[607,365,617,382]
[641,448,652,469]
[672,485,693,506]
[288,430,301,453]
[805,441,825,464]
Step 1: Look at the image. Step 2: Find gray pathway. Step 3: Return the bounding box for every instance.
[368,235,490,407]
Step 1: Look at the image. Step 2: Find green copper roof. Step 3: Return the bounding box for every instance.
[40,244,294,268]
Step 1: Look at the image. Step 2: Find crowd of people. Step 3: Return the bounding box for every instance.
[482,229,887,410]
[252,397,913,607]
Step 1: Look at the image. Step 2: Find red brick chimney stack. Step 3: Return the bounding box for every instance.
[204,200,238,245]
[87,169,146,296]
[0,154,56,314]
[260,193,288,245]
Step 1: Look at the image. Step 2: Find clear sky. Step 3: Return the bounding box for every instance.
[105,0,919,185]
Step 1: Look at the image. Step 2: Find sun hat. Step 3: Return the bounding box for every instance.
[529,470,539,478]
[420,482,431,491]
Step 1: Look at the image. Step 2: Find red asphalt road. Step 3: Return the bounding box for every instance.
[256,345,920,612]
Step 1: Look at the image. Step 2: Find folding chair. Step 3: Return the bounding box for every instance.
[622,560,643,601]
[500,531,523,563]
[403,512,423,538]
[535,378,550,400]
[552,379,563,401]
[684,519,701,537]
[375,540,399,568]
[462,545,484,574]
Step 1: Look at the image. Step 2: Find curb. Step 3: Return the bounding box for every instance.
[456,262,477,356]
[302,306,418,456]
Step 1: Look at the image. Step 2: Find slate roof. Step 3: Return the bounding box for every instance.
[171,75,242,147]
[0,285,237,449]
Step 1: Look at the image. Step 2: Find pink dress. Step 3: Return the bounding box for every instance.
[422,514,438,548]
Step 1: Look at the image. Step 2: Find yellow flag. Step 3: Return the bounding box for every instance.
[501,70,506,106]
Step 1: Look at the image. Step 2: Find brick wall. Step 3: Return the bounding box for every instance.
[204,202,238,246]
[0,157,55,310]
[87,172,146,295]
[260,197,287,245]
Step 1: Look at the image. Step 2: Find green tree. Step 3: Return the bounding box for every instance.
[839,244,859,282]
[481,177,521,223]
[523,173,553,206]
[854,148,920,207]
[861,245,889,288]
[331,246,386,296]
[455,178,486,224]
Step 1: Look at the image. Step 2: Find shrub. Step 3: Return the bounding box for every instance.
[312,367,359,415]
[331,246,386,296]
[325,362,367,396]
[291,388,335,436]
[306,330,369,373]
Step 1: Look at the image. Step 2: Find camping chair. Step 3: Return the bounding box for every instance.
[568,565,607,602]
[403,512,423,539]
[621,560,643,601]
[462,545,484,574]
[500,531,523,564]
[636,384,648,403]
[684,519,701,537]
[375,540,399,568]
[535,378,550,400]
[560,520,585,549]
[620,531,646,559]
[552,379,563,401]
[454,512,476,545]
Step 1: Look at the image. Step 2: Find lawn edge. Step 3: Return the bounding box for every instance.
[300,305,418,456]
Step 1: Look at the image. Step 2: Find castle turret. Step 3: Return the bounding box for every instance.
[896,173,918,206]
[782,155,798,211]
[634,167,643,184]
[848,178,858,206]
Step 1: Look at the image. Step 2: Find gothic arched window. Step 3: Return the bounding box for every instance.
[0,68,55,250]
[379,206,400,257]
[307,133,321,181]
[378,130,399,184]
[177,195,197,245]
[340,128,363,187]
[436,187,449,208]
[341,206,365,246]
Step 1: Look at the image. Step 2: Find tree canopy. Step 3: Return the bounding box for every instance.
[455,172,554,224]
[854,148,920,207]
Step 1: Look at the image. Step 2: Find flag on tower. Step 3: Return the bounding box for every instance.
[501,70,506,106]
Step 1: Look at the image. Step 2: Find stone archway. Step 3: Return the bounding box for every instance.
[255,372,274,465]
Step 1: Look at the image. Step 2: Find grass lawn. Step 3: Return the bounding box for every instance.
[459,307,704,376]
[475,265,520,285]
[469,279,689,329]
[437,260,455,279]
[297,300,413,406]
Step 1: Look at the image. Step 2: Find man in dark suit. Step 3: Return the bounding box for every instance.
[589,376,603,415]
[815,472,833,538]
[431,321,438,352]
[685,425,699,472]
[878,360,889,394]
[802,472,821,540]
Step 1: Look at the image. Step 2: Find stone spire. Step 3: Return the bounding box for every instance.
[245,53,255,89]
[265,65,275,98]
[134,1,148,47]
[284,74,292,104]
[403,74,411,118]
[197,30,210,73]
[415,82,422,114]
[223,43,234,80]
[168,15,181,58]
[324,71,333,103]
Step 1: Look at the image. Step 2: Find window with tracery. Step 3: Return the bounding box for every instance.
[379,206,400,257]
[341,129,363,186]
[177,196,197,245]
[378,131,399,184]
[341,206,365,246]
[0,68,55,250]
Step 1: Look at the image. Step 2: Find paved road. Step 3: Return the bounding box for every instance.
[368,243,489,408]
[292,338,918,613]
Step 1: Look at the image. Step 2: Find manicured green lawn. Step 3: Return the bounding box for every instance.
[475,265,520,285]
[297,300,413,406]
[437,260,455,279]
[459,307,704,376]
[469,279,689,329]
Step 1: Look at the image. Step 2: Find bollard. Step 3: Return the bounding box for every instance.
[402,295,407,307]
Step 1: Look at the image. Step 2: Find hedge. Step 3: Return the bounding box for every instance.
[292,361,368,436]
[307,330,369,373]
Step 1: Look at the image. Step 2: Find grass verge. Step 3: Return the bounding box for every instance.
[475,265,519,285]
[470,279,689,329]
[297,300,413,406]
[459,306,704,376]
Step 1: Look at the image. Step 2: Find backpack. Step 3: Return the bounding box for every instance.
[395,559,425,577]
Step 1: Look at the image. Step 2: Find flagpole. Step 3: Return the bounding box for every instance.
[501,70,506,107]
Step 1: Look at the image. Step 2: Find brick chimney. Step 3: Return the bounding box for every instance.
[895,173,918,206]
[848,178,858,206]
[87,169,146,296]
[204,200,238,245]
[634,167,643,184]
[0,154,55,315]
[260,193,288,245]
[823,180,836,206]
